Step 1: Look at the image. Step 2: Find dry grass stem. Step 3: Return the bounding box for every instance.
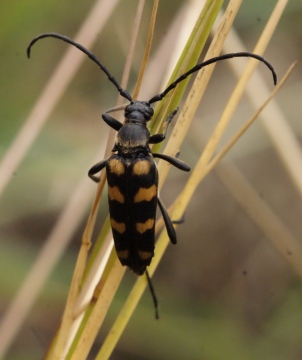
[167,0,286,219]
[0,0,120,197]
[97,1,245,357]
[69,259,125,360]
[0,1,121,358]
[138,0,208,100]
[150,0,224,142]
[52,1,159,357]
[216,162,302,278]
[216,0,302,196]
[133,0,157,99]
[157,0,242,188]
[1,0,292,358]
[207,62,297,173]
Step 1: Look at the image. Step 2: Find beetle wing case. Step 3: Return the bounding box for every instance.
[106,154,158,275]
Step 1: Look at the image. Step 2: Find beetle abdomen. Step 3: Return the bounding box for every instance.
[106,154,158,275]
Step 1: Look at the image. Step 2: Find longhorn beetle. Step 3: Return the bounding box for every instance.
[27,33,277,316]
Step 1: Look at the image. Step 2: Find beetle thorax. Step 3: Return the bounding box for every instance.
[115,122,151,156]
[112,101,154,156]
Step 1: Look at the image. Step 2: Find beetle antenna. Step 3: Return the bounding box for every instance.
[146,270,159,319]
[148,52,277,104]
[27,32,133,102]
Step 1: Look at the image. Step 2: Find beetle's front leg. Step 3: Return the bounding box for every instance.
[149,108,178,144]
[152,152,190,172]
[102,112,123,132]
[88,158,109,182]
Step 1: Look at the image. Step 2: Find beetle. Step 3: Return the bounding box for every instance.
[27,32,277,288]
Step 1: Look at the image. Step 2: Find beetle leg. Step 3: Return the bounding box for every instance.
[149,108,178,144]
[157,197,177,244]
[145,270,159,319]
[153,152,190,172]
[102,113,123,132]
[88,158,109,182]
[172,213,185,225]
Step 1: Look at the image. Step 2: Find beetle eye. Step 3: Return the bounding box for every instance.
[144,106,154,120]
[124,105,131,116]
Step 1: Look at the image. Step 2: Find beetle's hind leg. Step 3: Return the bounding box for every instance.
[145,270,159,319]
[172,213,185,225]
[88,158,109,182]
[157,198,177,244]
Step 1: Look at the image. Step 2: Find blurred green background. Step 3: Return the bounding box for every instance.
[1,0,302,359]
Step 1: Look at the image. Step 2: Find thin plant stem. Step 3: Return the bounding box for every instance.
[96,0,237,357]
[207,63,297,174]
[96,0,291,355]
[0,1,121,358]
[133,0,158,100]
[157,0,242,188]
[216,161,302,278]
[59,1,158,358]
[216,0,302,196]
[0,0,120,197]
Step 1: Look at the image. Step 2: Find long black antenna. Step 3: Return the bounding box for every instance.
[27,32,133,102]
[148,52,277,104]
